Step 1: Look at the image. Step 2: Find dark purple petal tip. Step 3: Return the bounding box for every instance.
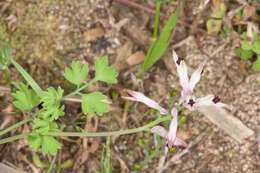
[212,96,220,104]
[176,57,184,65]
[188,99,195,107]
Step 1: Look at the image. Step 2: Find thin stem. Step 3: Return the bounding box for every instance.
[0,116,171,144]
[153,2,161,39]
[0,133,30,144]
[46,116,171,137]
[4,68,11,85]
[63,78,97,99]
[0,117,32,136]
[47,154,57,173]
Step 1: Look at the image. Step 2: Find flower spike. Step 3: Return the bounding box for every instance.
[122,90,168,115]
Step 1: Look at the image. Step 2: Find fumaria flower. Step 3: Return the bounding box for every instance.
[172,51,227,110]
[151,108,187,154]
[184,95,227,111]
[172,51,204,104]
[122,91,187,154]
[122,89,168,115]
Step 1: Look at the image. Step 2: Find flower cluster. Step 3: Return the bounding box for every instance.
[172,51,227,110]
[122,51,226,154]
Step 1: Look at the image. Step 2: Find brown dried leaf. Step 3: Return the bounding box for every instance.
[126,51,146,66]
[243,6,256,21]
[85,27,105,42]
[113,40,133,71]
[176,130,190,140]
[198,106,254,143]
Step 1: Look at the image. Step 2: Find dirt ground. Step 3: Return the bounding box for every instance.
[0,0,260,172]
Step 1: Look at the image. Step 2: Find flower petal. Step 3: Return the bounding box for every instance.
[173,137,188,149]
[122,90,168,115]
[151,126,168,139]
[168,108,178,147]
[189,63,204,91]
[172,51,189,91]
[195,95,227,108]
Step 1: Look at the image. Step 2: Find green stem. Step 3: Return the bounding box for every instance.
[153,2,161,39]
[0,117,32,136]
[0,116,171,144]
[47,154,57,173]
[46,116,171,137]
[4,68,11,85]
[63,78,97,99]
[0,133,30,144]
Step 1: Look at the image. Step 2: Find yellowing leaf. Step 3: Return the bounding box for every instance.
[206,0,226,34]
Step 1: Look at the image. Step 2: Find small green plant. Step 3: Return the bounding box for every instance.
[139,0,180,75]
[98,137,111,173]
[0,42,227,172]
[235,32,260,71]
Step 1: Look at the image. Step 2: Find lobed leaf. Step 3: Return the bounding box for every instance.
[82,92,109,116]
[12,82,40,110]
[94,56,118,83]
[64,61,89,86]
[252,55,260,71]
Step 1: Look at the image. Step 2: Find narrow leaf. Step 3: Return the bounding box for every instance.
[140,3,180,73]
[10,58,43,97]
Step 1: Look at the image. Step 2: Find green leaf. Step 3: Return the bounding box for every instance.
[32,153,50,168]
[241,40,253,50]
[82,92,109,116]
[33,118,60,133]
[12,82,41,110]
[10,58,44,97]
[42,135,62,156]
[29,134,62,156]
[40,87,64,120]
[221,25,230,38]
[240,32,247,40]
[252,55,260,71]
[64,61,89,86]
[0,43,12,69]
[94,56,118,83]
[28,132,42,151]
[206,0,226,34]
[234,48,242,57]
[241,49,254,60]
[140,3,180,73]
[252,40,260,54]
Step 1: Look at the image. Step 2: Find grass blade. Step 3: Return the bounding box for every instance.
[140,2,180,74]
[10,58,44,97]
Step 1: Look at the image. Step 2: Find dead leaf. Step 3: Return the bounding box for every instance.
[113,40,133,71]
[206,0,226,34]
[85,27,105,42]
[243,6,256,21]
[177,130,190,140]
[126,51,146,66]
[198,106,254,143]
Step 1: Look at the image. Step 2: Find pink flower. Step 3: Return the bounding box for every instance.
[151,108,187,154]
[122,90,168,115]
[184,95,227,111]
[172,51,204,104]
[173,51,227,110]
